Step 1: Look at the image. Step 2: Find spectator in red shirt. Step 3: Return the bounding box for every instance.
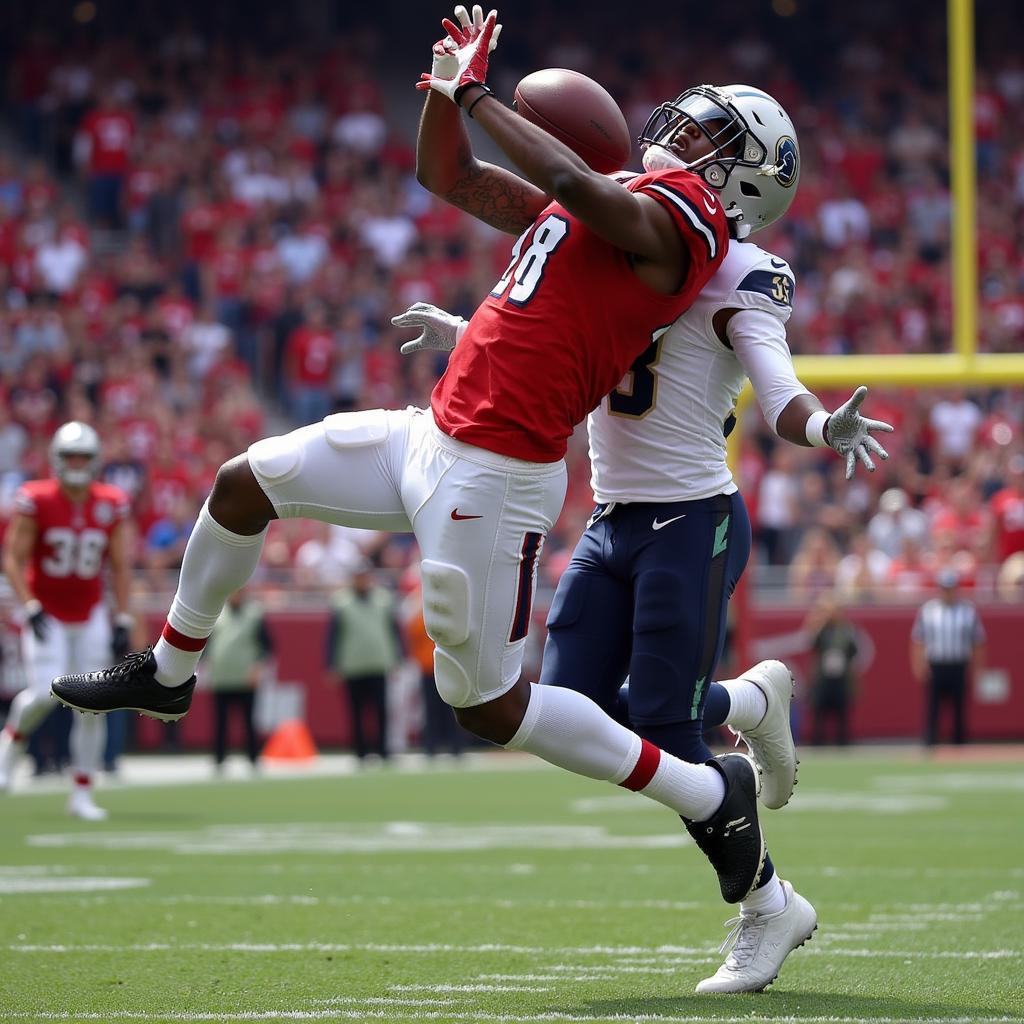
[284,301,335,425]
[76,90,135,228]
[930,477,989,556]
[990,454,1024,564]
[887,536,934,598]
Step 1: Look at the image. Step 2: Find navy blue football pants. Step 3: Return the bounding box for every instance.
[540,492,750,766]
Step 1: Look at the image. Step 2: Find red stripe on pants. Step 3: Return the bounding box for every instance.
[619,738,661,792]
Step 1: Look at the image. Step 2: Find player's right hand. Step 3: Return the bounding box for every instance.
[23,599,49,641]
[429,6,504,84]
[452,5,503,51]
[418,8,500,103]
[391,302,467,355]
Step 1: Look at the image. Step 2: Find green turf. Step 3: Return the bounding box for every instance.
[1,751,1022,1023]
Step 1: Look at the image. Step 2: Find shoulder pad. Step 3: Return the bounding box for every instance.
[633,169,726,263]
[737,266,795,309]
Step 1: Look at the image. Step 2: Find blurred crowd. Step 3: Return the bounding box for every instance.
[0,0,1022,606]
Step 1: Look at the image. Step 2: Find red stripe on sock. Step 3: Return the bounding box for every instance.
[619,738,662,792]
[4,726,24,743]
[161,623,208,653]
[73,773,90,787]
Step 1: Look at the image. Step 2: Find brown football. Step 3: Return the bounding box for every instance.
[513,68,632,175]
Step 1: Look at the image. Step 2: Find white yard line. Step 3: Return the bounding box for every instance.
[2,1010,1022,1023]
[15,892,703,913]
[0,876,150,894]
[0,751,550,797]
[6,941,1021,960]
[25,822,687,854]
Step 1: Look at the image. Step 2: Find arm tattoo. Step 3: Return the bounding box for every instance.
[446,164,545,235]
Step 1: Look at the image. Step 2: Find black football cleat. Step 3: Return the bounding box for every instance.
[684,752,766,904]
[51,649,195,723]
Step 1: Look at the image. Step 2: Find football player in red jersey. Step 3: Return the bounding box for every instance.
[55,8,764,908]
[1,423,133,819]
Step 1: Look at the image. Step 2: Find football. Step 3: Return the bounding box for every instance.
[513,68,632,175]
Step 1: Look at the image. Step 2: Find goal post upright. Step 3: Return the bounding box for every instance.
[725,0,1024,665]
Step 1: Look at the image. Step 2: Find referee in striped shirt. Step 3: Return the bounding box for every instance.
[910,569,986,745]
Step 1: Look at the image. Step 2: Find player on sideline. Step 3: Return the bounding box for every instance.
[61,7,764,950]
[0,422,134,820]
[396,64,893,991]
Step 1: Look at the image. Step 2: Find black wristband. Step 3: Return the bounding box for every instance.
[457,83,493,117]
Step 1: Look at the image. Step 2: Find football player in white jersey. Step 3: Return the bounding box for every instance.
[393,80,892,993]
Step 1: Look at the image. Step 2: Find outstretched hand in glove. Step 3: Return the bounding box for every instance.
[825,386,894,479]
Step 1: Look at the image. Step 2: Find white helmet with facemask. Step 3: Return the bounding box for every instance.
[639,84,799,239]
[50,421,101,488]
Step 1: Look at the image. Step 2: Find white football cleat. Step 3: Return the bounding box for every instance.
[68,787,108,821]
[696,879,817,994]
[730,660,797,810]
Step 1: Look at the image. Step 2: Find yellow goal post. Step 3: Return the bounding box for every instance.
[730,0,1024,446]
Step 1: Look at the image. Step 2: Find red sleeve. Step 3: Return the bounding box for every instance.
[631,168,729,272]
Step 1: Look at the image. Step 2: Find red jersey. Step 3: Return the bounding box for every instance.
[287,326,335,386]
[15,479,131,623]
[431,169,728,462]
[991,487,1024,561]
[80,110,135,175]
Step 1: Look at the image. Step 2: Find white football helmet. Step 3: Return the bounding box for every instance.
[50,421,101,487]
[639,84,799,239]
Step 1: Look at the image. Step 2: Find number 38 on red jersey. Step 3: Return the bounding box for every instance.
[14,478,131,623]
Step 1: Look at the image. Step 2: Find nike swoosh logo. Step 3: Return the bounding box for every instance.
[450,509,483,521]
[652,514,687,531]
[770,259,787,269]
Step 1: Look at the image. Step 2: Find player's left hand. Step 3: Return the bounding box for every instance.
[826,386,894,479]
[112,613,134,661]
[452,5,503,49]
[417,8,500,104]
[391,302,467,354]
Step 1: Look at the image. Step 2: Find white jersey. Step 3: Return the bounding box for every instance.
[588,239,803,503]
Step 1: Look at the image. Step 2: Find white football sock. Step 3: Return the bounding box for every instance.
[153,501,267,687]
[70,712,106,777]
[740,873,787,916]
[506,683,725,821]
[719,676,769,732]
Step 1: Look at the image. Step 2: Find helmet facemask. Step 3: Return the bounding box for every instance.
[640,87,765,183]
[639,84,797,238]
[55,456,98,488]
[50,422,101,488]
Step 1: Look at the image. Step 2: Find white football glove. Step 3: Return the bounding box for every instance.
[417,8,501,104]
[826,386,894,479]
[429,7,503,83]
[391,302,468,355]
[453,4,503,49]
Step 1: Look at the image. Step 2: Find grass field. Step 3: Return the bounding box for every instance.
[1,749,1022,1023]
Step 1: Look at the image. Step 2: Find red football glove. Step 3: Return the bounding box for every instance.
[417,8,500,105]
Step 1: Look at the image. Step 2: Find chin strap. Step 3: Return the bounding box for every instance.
[725,204,750,239]
[640,145,688,174]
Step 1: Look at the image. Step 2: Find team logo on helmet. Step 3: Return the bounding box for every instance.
[774,137,799,188]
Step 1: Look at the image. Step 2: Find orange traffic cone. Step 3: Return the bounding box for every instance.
[262,719,318,762]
